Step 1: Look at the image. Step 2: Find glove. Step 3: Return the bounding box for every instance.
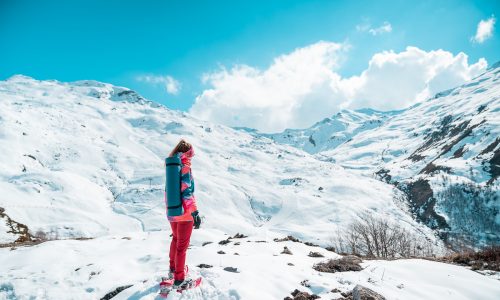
[191,210,201,229]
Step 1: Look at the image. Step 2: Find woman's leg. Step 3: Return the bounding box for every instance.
[174,221,194,281]
[169,221,178,271]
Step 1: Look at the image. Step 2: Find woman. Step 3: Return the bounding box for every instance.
[167,139,201,289]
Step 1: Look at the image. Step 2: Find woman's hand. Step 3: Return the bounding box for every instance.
[191,210,201,229]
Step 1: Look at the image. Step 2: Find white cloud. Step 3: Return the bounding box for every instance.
[369,22,392,35]
[357,21,392,35]
[345,47,487,110]
[190,43,487,133]
[165,76,181,95]
[136,74,181,95]
[471,16,496,43]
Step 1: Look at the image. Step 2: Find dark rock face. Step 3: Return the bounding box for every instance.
[352,285,386,300]
[487,147,500,185]
[479,137,500,156]
[309,135,316,147]
[375,169,391,183]
[419,163,451,175]
[403,179,448,230]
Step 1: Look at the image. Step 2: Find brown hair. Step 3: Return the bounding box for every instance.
[169,139,192,157]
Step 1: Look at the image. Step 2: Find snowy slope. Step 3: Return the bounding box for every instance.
[1,75,498,299]
[1,230,500,299]
[251,108,400,155]
[316,64,500,247]
[0,75,437,245]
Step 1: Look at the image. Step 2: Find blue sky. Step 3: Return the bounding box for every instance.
[0,0,498,123]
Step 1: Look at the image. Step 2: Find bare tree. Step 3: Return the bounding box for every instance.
[331,212,438,258]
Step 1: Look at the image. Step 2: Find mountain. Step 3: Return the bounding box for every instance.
[0,75,440,244]
[1,75,498,299]
[249,108,401,155]
[264,64,500,249]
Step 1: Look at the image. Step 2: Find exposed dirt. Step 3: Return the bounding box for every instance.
[0,207,35,246]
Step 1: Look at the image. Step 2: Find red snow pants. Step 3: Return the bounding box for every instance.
[169,221,193,281]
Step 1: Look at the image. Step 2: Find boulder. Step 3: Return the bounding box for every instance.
[352,285,386,300]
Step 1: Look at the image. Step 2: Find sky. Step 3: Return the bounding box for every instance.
[1,0,499,132]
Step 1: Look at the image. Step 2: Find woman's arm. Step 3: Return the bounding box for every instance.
[180,167,194,200]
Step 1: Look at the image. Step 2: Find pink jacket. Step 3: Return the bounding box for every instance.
[167,147,198,222]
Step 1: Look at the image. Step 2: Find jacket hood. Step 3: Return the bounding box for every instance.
[178,147,194,166]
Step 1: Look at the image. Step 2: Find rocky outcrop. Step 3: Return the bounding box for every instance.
[313,255,362,273]
[352,285,386,300]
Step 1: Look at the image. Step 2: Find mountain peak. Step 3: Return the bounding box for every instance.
[6,74,37,82]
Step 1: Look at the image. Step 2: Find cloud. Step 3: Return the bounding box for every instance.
[345,47,487,110]
[357,21,392,35]
[190,43,487,133]
[471,16,496,43]
[136,74,181,95]
[165,76,181,95]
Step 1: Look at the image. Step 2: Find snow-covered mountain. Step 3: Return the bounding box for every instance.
[1,75,498,299]
[259,108,401,155]
[263,64,500,249]
[0,75,437,245]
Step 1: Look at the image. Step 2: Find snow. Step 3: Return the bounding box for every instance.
[0,75,436,244]
[0,74,498,299]
[261,65,500,247]
[258,108,401,154]
[1,230,499,299]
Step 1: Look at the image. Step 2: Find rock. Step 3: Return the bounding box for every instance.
[219,238,231,245]
[305,242,319,247]
[281,246,293,255]
[233,233,248,239]
[325,246,336,252]
[217,250,225,254]
[274,235,301,243]
[202,241,213,246]
[287,288,320,300]
[313,256,362,273]
[308,251,324,257]
[196,264,213,268]
[343,255,363,264]
[300,279,310,287]
[100,285,133,300]
[352,285,386,300]
[341,290,352,298]
[223,267,239,273]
